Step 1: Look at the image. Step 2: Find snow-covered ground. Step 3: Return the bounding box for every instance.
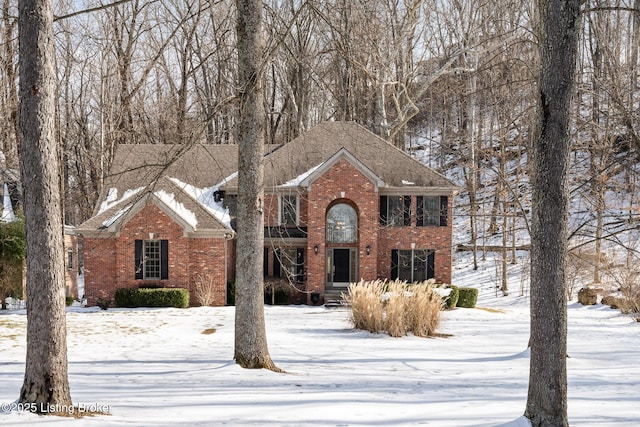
[0,252,638,426]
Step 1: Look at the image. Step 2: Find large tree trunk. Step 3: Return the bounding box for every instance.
[525,0,579,425]
[234,0,279,372]
[18,0,72,413]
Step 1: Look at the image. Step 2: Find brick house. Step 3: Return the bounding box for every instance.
[77,121,458,306]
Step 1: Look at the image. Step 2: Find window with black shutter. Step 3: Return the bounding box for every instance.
[417,196,447,227]
[135,239,168,280]
[390,249,435,282]
[380,196,411,226]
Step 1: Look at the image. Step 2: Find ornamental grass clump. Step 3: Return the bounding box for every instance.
[346,279,384,333]
[384,280,408,337]
[406,281,444,337]
[346,279,443,337]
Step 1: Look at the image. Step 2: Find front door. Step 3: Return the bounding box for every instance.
[328,248,356,288]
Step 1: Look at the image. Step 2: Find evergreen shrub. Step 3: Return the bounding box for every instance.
[442,285,459,309]
[456,287,479,308]
[115,288,189,308]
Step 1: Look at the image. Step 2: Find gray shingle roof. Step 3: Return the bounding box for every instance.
[78,144,238,235]
[226,121,458,191]
[100,143,238,200]
[78,122,458,234]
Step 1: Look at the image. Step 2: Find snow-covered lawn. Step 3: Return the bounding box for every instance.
[0,289,638,426]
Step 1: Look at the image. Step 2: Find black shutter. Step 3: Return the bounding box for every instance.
[427,251,435,279]
[416,196,424,226]
[440,196,448,226]
[134,240,143,279]
[263,248,269,277]
[296,248,304,283]
[379,196,387,225]
[273,249,282,277]
[403,196,411,226]
[391,249,399,279]
[160,240,169,280]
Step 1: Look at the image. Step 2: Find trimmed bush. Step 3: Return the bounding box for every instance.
[442,285,459,309]
[456,287,478,308]
[115,288,189,308]
[65,296,74,307]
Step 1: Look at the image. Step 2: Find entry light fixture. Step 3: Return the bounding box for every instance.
[314,245,319,255]
[365,245,371,255]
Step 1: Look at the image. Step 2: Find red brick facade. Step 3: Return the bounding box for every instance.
[82,135,455,308]
[263,157,454,305]
[83,205,230,307]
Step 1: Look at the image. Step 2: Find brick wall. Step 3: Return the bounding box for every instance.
[83,204,228,307]
[304,160,454,301]
[377,196,454,284]
[306,159,379,300]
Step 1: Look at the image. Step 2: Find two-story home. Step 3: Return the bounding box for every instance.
[77,121,459,306]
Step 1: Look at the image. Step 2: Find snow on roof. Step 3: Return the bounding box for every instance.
[280,163,323,187]
[402,180,415,186]
[102,204,132,228]
[214,171,238,190]
[153,189,198,228]
[168,177,231,228]
[98,187,144,214]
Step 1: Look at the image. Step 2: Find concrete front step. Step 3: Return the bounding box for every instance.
[324,289,349,308]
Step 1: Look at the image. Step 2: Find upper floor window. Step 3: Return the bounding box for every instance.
[379,195,411,226]
[67,250,74,269]
[326,203,357,243]
[280,194,298,226]
[417,196,448,226]
[135,239,169,280]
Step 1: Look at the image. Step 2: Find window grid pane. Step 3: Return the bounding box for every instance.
[388,197,404,226]
[422,196,440,226]
[326,204,357,243]
[281,195,297,225]
[396,249,429,283]
[144,240,161,279]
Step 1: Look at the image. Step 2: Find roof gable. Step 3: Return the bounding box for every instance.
[298,148,385,190]
[78,176,233,237]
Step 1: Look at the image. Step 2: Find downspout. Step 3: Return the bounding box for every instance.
[224,232,233,305]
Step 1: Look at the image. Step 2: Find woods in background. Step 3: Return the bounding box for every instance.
[0,0,637,268]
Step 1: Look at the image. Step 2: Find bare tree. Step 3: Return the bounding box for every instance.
[0,0,20,168]
[525,0,580,425]
[18,0,72,412]
[234,0,279,371]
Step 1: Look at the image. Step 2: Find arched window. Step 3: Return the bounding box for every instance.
[326,203,357,243]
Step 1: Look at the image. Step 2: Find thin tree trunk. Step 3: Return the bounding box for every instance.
[525,0,579,425]
[18,0,72,412]
[234,0,279,372]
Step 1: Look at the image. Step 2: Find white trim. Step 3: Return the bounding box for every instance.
[278,194,299,226]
